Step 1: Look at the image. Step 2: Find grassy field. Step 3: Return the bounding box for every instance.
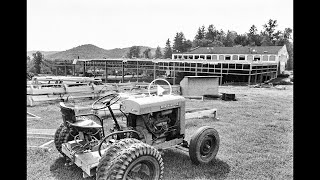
[27,85,293,180]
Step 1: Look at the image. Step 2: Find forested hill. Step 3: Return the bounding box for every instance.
[27,51,60,59]
[31,44,157,60]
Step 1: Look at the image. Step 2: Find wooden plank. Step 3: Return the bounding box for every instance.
[27,135,53,139]
[27,128,56,136]
[28,86,65,95]
[39,140,54,148]
[185,109,217,119]
[27,112,41,119]
[184,96,204,101]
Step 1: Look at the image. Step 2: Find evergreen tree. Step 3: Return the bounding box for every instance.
[126,46,141,58]
[143,48,151,58]
[173,32,192,53]
[275,28,292,46]
[247,25,262,46]
[194,25,206,40]
[32,51,43,74]
[155,46,163,59]
[163,39,172,59]
[223,30,237,47]
[193,39,212,47]
[234,34,249,46]
[261,19,279,45]
[215,29,226,43]
[208,40,224,47]
[173,32,185,53]
[205,24,218,41]
[182,39,192,52]
[173,32,182,53]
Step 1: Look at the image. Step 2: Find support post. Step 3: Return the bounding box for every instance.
[93,61,96,77]
[153,62,156,80]
[136,61,139,82]
[276,62,279,78]
[83,61,86,77]
[65,65,67,76]
[248,64,252,85]
[254,73,257,84]
[195,63,198,76]
[122,61,125,83]
[173,63,176,85]
[220,63,223,85]
[105,61,107,83]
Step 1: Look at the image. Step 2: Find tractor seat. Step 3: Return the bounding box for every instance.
[60,102,102,131]
[68,118,102,130]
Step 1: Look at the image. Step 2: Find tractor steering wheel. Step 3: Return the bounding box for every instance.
[147,78,172,96]
[92,93,120,110]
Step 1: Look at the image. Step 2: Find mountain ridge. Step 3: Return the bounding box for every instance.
[27,44,162,60]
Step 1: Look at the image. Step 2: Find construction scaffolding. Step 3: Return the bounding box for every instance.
[50,58,278,85]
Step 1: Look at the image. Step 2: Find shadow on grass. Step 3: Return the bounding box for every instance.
[48,149,230,180]
[49,157,95,180]
[162,149,230,180]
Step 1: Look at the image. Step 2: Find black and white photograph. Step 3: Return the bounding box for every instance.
[27,0,293,179]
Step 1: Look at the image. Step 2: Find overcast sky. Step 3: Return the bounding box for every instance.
[27,0,293,51]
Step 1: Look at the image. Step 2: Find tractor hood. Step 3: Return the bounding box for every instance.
[120,95,185,115]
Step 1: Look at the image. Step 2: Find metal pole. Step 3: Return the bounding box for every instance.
[173,62,176,85]
[195,63,198,76]
[153,62,156,80]
[255,73,257,84]
[122,61,124,83]
[220,63,223,85]
[93,61,96,76]
[105,61,107,83]
[83,61,86,77]
[136,61,139,82]
[248,64,251,85]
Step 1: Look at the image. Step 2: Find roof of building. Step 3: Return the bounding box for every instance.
[175,46,284,55]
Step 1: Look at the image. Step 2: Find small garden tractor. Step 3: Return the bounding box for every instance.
[54,79,220,179]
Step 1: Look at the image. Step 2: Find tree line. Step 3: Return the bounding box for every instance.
[127,19,293,70]
[27,18,293,78]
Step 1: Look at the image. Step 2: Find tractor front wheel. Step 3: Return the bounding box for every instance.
[189,126,220,165]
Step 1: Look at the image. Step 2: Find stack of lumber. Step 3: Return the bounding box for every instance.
[27,76,116,106]
[27,76,181,106]
[27,83,116,106]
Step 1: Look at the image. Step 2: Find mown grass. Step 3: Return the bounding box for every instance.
[27,85,293,180]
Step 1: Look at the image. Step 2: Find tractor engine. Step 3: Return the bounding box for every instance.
[120,94,186,145]
[144,109,173,135]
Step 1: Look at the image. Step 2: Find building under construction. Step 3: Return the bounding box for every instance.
[50,45,288,85]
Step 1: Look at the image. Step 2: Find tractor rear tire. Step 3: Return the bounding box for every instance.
[54,123,103,156]
[54,123,65,150]
[189,126,220,165]
[54,125,75,156]
[96,140,164,180]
